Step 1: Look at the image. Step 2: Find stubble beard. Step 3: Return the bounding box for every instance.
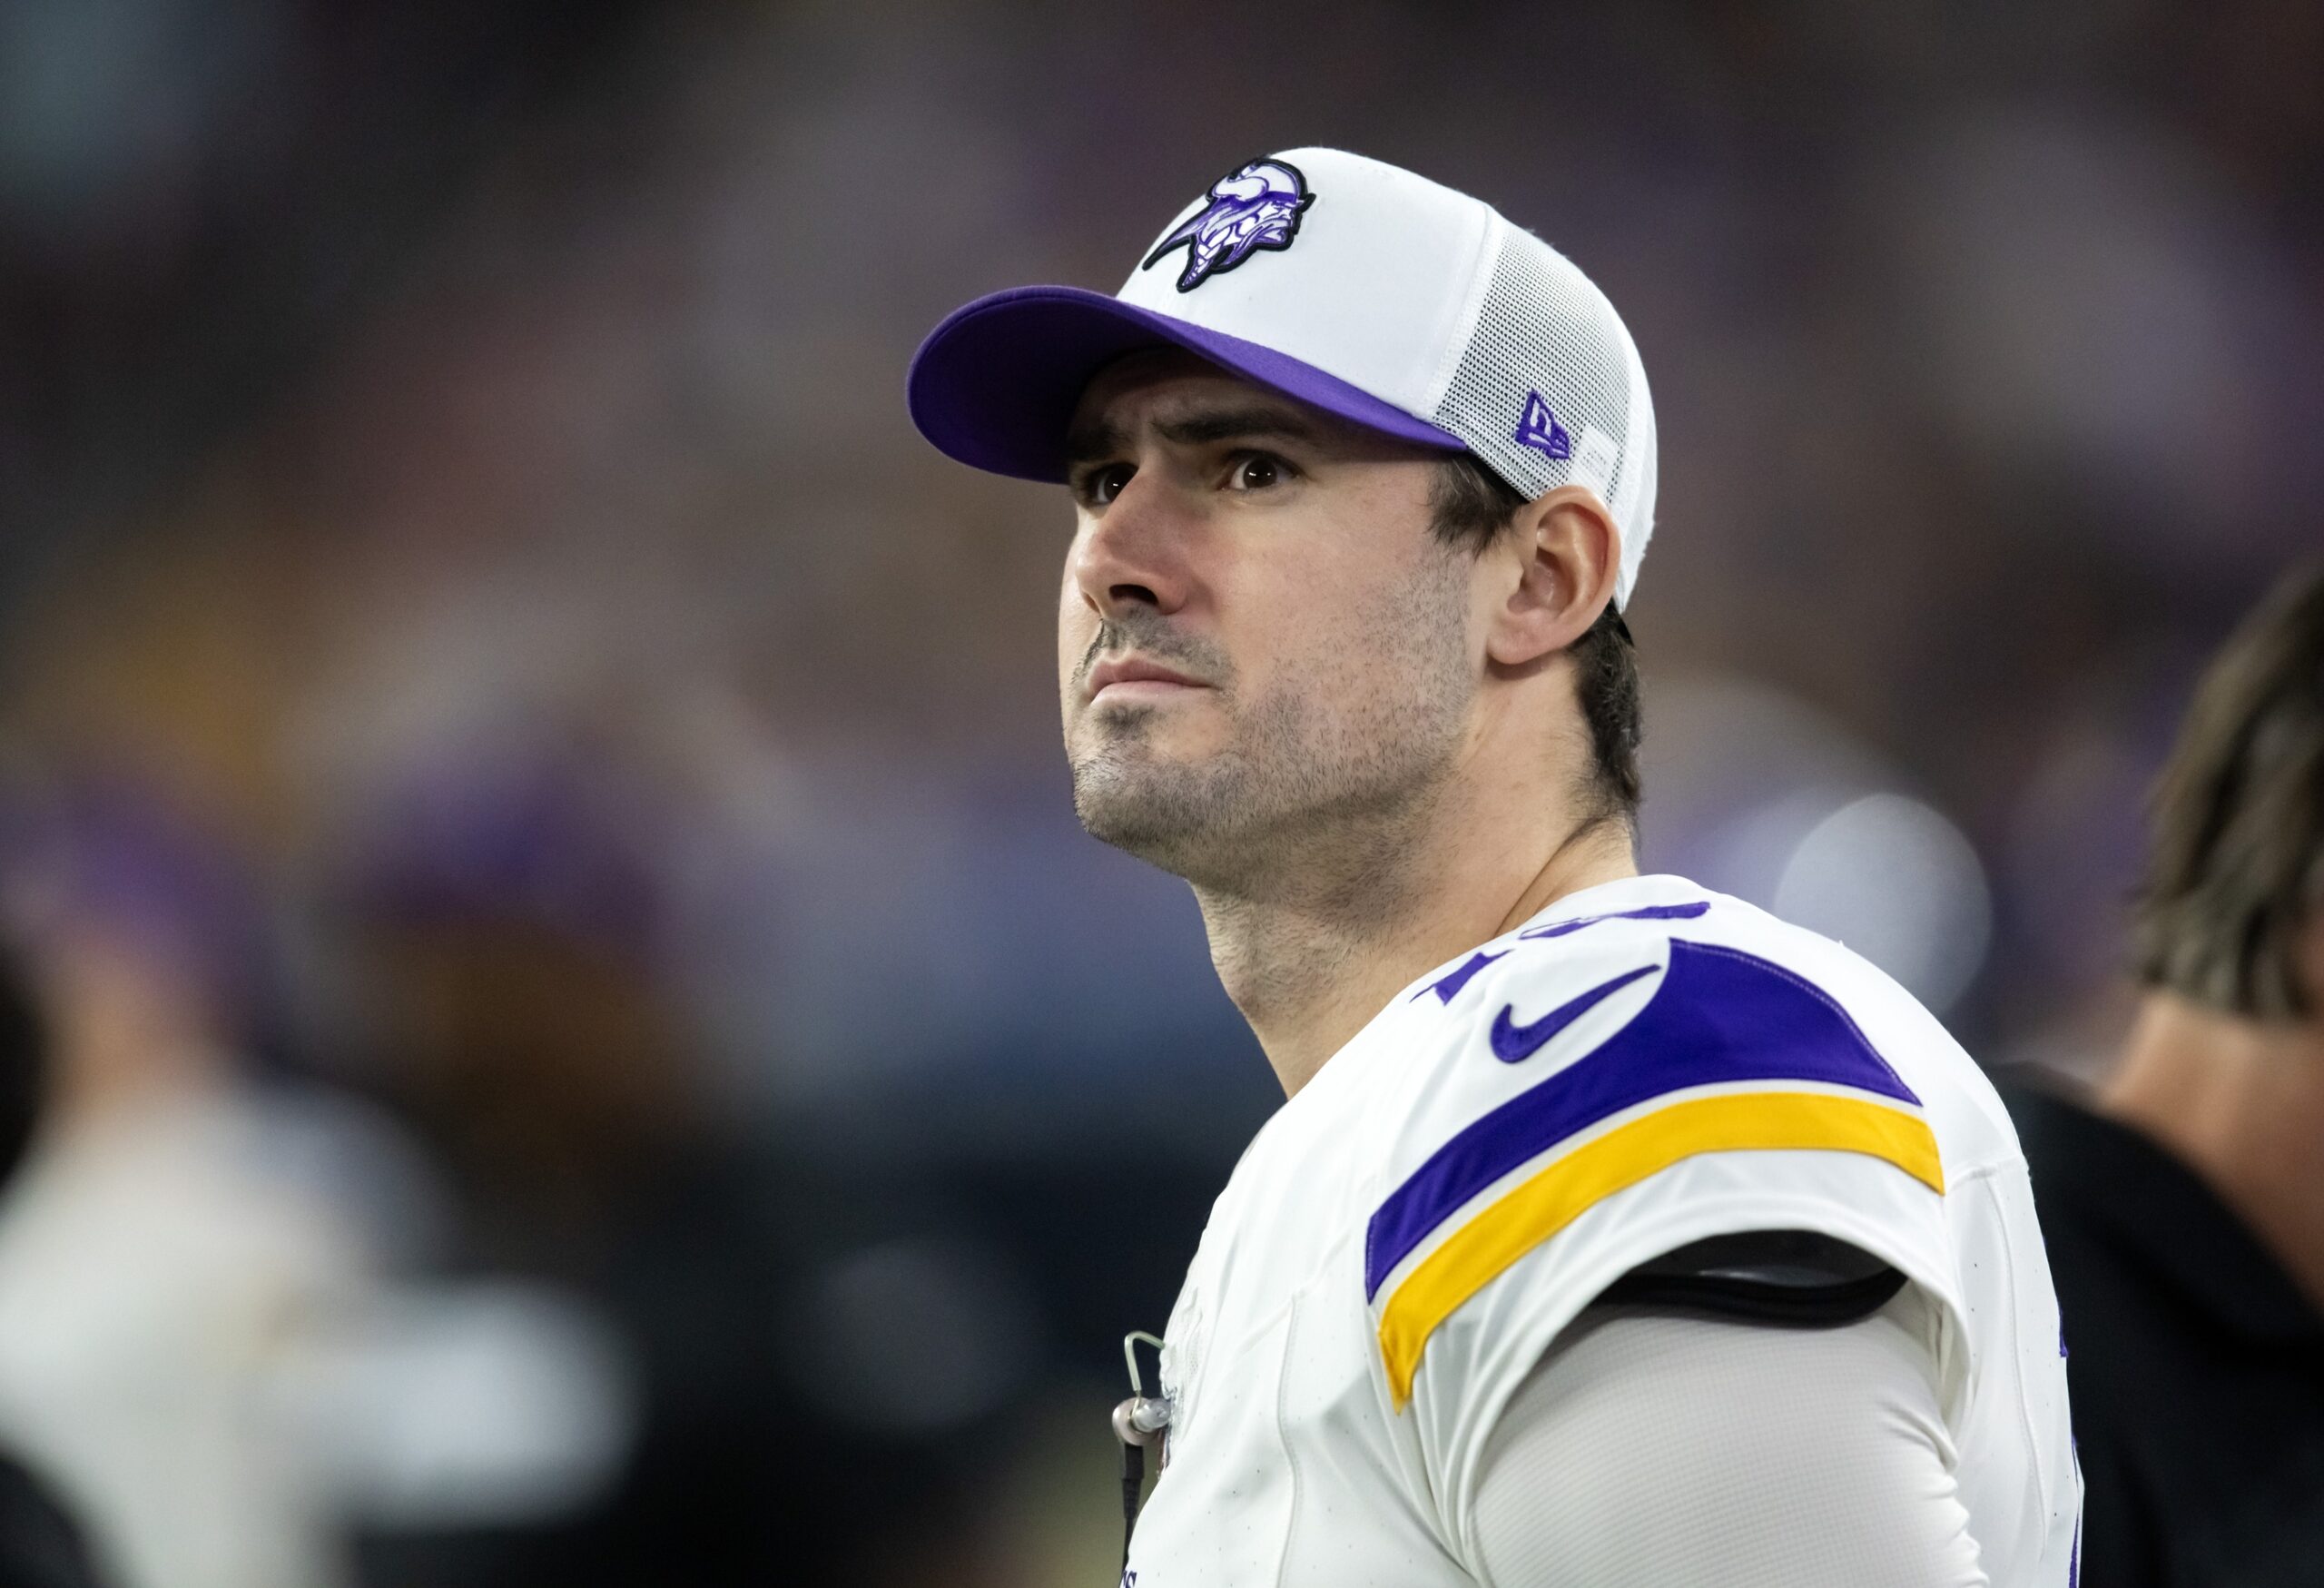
[1068,557,1476,906]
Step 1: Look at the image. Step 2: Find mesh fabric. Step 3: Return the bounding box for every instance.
[1428,223,1658,605]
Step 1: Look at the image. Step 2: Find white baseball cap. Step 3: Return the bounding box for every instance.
[908,147,1659,607]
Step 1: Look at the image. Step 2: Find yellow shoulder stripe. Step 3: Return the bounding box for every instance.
[1377,1090,1943,1408]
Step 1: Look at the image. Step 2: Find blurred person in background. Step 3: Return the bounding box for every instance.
[0,771,633,1588]
[0,778,367,1588]
[0,926,104,1588]
[2007,565,2324,1588]
[325,739,1004,1587]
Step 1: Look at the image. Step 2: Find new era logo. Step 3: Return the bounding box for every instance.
[1514,391,1571,461]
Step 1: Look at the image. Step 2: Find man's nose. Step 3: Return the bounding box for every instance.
[1072,471,1196,621]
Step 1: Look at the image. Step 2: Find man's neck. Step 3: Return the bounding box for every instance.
[1195,793,1637,1097]
[2100,991,2324,1314]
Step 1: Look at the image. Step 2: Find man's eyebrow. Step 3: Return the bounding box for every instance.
[1064,405,1320,468]
[1063,418,1128,469]
[1154,407,1318,448]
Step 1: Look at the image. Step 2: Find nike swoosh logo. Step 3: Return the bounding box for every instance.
[1488,964,1658,1063]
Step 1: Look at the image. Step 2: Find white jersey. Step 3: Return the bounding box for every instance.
[1127,873,2080,1587]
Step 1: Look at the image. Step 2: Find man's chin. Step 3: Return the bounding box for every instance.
[1068,760,1231,869]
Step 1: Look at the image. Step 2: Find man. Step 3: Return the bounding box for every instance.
[908,149,2078,1585]
[2006,567,2324,1587]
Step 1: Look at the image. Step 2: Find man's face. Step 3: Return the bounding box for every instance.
[1058,350,1482,888]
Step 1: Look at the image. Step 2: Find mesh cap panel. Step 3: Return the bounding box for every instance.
[1429,224,1658,606]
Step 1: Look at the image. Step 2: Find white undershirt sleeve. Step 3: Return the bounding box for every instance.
[1468,1283,1988,1588]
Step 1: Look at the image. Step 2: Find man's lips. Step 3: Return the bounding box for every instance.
[1086,655,1209,701]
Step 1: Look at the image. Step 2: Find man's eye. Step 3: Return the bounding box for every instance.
[1082,463,1135,505]
[1226,454,1287,491]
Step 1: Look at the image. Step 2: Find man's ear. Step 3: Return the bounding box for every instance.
[1483,485,1622,668]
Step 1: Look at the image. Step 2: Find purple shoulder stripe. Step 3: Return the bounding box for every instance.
[1362,939,1918,1300]
[1412,949,1508,1005]
[1519,899,1710,941]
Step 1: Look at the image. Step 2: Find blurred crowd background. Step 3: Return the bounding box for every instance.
[0,0,2317,1583]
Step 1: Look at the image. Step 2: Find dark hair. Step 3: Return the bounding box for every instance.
[2133,564,2324,1019]
[1429,453,1641,828]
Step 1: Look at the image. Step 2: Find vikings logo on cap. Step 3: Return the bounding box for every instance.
[1141,158,1315,292]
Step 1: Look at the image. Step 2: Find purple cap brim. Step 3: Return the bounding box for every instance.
[907,285,1466,481]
